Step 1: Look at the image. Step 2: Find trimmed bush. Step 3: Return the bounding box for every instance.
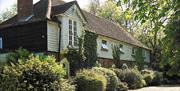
[92,67,119,91]
[113,68,146,89]
[0,56,66,90]
[142,70,163,86]
[60,79,76,91]
[75,69,107,91]
[116,81,128,91]
[151,71,163,85]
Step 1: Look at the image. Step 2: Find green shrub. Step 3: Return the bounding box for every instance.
[151,71,163,85]
[66,48,84,76]
[75,69,107,91]
[0,56,66,90]
[116,81,128,91]
[92,67,118,91]
[142,70,154,86]
[114,68,146,89]
[142,70,163,86]
[60,79,76,91]
[6,48,31,65]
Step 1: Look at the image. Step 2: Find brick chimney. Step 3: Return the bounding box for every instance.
[17,0,33,20]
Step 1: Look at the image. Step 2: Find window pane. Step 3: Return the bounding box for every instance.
[69,19,73,45]
[101,40,108,50]
[74,21,78,46]
[0,38,2,49]
[102,40,107,45]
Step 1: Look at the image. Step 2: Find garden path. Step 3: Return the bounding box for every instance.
[129,85,180,91]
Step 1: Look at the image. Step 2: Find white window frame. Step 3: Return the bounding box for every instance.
[69,19,73,46]
[0,38,2,49]
[69,19,78,47]
[73,21,78,46]
[101,40,108,51]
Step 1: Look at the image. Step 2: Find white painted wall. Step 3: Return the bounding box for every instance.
[97,35,150,62]
[47,21,60,52]
[58,5,85,50]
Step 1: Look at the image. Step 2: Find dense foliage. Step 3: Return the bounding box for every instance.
[132,48,145,70]
[75,69,107,91]
[92,67,119,91]
[116,81,128,91]
[7,48,31,65]
[161,0,180,77]
[113,68,146,89]
[141,70,163,86]
[112,45,124,68]
[0,4,17,23]
[84,31,98,68]
[0,55,69,90]
[66,48,84,76]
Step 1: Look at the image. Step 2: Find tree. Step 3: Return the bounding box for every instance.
[161,0,180,76]
[97,0,124,25]
[0,4,17,23]
[117,0,174,70]
[83,31,98,68]
[87,0,100,15]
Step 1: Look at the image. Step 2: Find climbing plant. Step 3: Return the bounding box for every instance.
[66,36,85,76]
[132,48,145,70]
[112,44,124,68]
[84,31,98,68]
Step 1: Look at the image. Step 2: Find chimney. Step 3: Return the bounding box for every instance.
[17,0,33,20]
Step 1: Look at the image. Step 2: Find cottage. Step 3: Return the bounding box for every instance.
[0,0,151,67]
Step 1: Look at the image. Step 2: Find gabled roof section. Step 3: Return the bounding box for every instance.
[0,0,53,28]
[51,1,87,22]
[51,1,76,15]
[0,0,87,28]
[83,10,150,50]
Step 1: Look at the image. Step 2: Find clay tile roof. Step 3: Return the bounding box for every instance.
[83,11,150,50]
[0,0,150,50]
[51,1,76,15]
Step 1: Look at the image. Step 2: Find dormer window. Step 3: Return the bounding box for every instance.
[101,40,108,51]
[0,37,2,49]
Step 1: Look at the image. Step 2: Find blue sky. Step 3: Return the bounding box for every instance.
[0,0,91,13]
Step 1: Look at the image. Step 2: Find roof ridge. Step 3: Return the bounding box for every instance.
[83,10,128,32]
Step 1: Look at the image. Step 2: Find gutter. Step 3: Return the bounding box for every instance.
[54,17,62,61]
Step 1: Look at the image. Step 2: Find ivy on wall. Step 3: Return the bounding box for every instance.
[66,36,85,76]
[132,48,145,70]
[83,31,98,68]
[112,44,124,68]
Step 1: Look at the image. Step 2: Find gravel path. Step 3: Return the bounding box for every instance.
[129,85,180,91]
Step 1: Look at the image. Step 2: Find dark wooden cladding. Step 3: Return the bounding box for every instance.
[0,21,47,52]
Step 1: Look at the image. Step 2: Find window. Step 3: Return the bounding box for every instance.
[69,20,73,45]
[142,50,147,57]
[101,40,108,51]
[119,44,123,53]
[73,21,78,46]
[0,38,2,49]
[132,47,136,55]
[69,19,78,46]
